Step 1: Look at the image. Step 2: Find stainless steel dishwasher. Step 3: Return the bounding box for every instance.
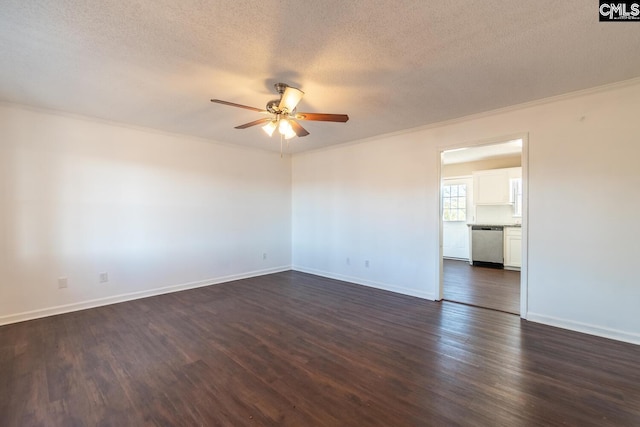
[471,226,504,267]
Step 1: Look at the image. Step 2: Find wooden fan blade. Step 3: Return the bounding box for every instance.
[294,112,349,122]
[211,99,266,113]
[279,87,304,112]
[289,120,310,137]
[234,118,272,129]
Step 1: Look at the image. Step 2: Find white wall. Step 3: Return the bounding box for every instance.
[0,103,292,323]
[3,80,639,345]
[475,205,517,225]
[442,155,521,178]
[292,136,435,299]
[292,79,640,344]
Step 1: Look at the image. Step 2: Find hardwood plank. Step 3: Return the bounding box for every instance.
[0,271,639,426]
[443,259,520,314]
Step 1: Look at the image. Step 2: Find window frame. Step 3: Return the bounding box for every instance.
[442,183,467,222]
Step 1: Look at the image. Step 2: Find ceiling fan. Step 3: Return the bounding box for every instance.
[210,83,349,140]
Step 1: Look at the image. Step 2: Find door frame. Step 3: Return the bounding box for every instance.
[436,133,529,319]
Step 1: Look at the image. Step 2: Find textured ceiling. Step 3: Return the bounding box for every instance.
[1,1,640,153]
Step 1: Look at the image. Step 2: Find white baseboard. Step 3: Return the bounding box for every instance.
[527,312,640,346]
[292,265,435,301]
[0,266,291,326]
[5,266,637,347]
[443,256,469,262]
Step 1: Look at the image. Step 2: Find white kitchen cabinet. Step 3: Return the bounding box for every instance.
[473,169,510,205]
[504,227,522,269]
[473,167,521,205]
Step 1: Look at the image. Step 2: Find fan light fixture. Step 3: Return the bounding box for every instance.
[284,128,297,140]
[278,118,296,139]
[211,82,349,145]
[262,117,297,139]
[262,120,277,137]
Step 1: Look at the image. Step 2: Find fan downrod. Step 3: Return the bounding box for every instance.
[274,82,288,95]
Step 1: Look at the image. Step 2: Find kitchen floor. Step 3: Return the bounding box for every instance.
[443,259,520,314]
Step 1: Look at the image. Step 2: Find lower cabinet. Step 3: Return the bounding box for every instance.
[504,227,522,269]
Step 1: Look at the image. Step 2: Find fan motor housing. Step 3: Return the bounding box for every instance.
[266,99,280,114]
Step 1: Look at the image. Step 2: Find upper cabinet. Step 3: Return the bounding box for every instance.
[473,167,521,205]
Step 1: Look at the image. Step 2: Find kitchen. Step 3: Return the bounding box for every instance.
[441,139,523,314]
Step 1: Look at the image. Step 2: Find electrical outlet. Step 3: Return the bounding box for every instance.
[263,253,267,260]
[99,272,109,283]
[346,257,350,265]
[365,260,370,268]
[58,277,68,289]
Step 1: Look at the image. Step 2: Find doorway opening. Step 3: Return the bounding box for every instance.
[438,137,527,316]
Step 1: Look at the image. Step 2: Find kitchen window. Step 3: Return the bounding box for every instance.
[443,184,467,221]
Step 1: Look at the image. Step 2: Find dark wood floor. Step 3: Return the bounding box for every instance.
[1,271,639,426]
[443,259,520,314]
